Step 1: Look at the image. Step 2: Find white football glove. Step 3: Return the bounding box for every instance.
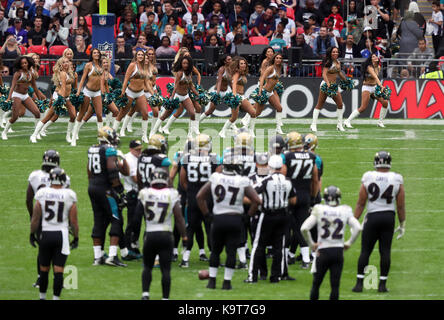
[394,221,406,240]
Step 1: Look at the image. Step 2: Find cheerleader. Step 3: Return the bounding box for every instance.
[35,57,77,142]
[151,55,199,138]
[80,58,119,128]
[254,52,285,135]
[198,54,232,123]
[1,56,46,142]
[344,53,389,128]
[159,48,202,135]
[120,48,158,137]
[218,56,257,138]
[240,46,274,128]
[310,46,347,132]
[39,48,75,137]
[71,48,104,146]
[112,50,150,142]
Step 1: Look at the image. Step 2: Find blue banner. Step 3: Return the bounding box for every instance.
[92,14,116,76]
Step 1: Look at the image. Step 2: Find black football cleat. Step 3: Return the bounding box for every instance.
[207,277,216,289]
[244,278,257,283]
[236,262,248,270]
[281,275,296,281]
[105,256,127,267]
[352,281,363,293]
[199,254,209,262]
[378,282,389,293]
[32,277,40,288]
[301,262,310,269]
[222,280,232,290]
[92,256,105,266]
[270,277,280,283]
[179,260,189,268]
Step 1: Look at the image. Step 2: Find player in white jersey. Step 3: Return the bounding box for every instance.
[30,168,79,300]
[197,154,261,290]
[26,150,70,289]
[139,168,187,300]
[301,185,362,300]
[352,151,406,293]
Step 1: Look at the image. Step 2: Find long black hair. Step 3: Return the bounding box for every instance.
[259,47,275,66]
[322,46,338,68]
[217,54,231,69]
[14,55,35,73]
[173,55,193,76]
[361,53,380,79]
[89,48,102,62]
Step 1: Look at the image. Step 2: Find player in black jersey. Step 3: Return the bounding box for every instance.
[87,126,128,267]
[179,134,221,268]
[285,131,319,269]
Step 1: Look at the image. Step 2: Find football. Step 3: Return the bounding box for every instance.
[198,269,209,280]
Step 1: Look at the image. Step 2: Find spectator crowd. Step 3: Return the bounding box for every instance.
[0,0,443,76]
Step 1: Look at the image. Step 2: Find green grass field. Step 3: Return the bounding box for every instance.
[1,119,443,300]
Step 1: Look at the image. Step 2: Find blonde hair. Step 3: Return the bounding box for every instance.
[102,57,111,72]
[131,50,149,77]
[62,48,74,60]
[229,56,249,77]
[52,57,74,87]
[174,47,189,65]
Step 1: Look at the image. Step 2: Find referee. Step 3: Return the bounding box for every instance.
[246,155,297,283]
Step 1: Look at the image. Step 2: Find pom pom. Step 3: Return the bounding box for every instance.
[155,85,162,95]
[274,81,284,97]
[53,96,68,116]
[108,78,122,90]
[166,83,174,95]
[113,89,129,109]
[339,78,355,91]
[36,99,50,113]
[249,88,269,104]
[28,86,35,96]
[69,89,84,110]
[375,85,391,100]
[0,84,10,96]
[223,92,242,109]
[0,96,12,111]
[148,93,164,107]
[163,96,180,110]
[209,92,221,105]
[103,92,114,106]
[320,82,338,97]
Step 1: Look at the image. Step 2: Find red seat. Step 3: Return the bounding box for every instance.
[85,16,93,34]
[287,7,295,20]
[194,45,202,52]
[249,36,269,45]
[49,45,68,56]
[170,45,179,52]
[28,45,48,55]
[315,61,323,77]
[19,45,27,54]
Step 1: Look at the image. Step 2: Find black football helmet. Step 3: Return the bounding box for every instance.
[49,167,67,186]
[42,149,60,172]
[323,185,341,206]
[223,152,244,175]
[269,135,285,155]
[374,150,391,169]
[150,168,169,188]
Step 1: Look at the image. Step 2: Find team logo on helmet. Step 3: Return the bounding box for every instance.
[148,134,168,154]
[98,126,119,146]
[304,133,318,151]
[286,131,303,149]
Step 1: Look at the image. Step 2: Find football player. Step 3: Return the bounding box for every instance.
[285,131,319,269]
[223,131,256,266]
[301,186,362,300]
[179,134,221,268]
[139,168,188,300]
[197,153,261,290]
[352,151,406,293]
[268,134,287,175]
[170,140,208,262]
[27,150,70,288]
[30,168,79,300]
[87,126,127,267]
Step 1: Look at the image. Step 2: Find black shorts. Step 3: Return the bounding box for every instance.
[39,231,68,267]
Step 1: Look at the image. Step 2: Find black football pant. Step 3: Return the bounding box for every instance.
[124,190,142,249]
[249,212,288,282]
[209,214,242,270]
[186,198,211,252]
[142,231,173,299]
[356,211,395,278]
[290,193,311,253]
[249,213,268,278]
[310,247,344,300]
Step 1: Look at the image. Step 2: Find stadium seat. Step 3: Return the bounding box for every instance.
[19,45,27,54]
[28,45,48,55]
[85,16,93,34]
[194,45,202,52]
[315,61,323,77]
[49,45,68,56]
[170,45,179,52]
[287,7,295,20]
[249,36,269,45]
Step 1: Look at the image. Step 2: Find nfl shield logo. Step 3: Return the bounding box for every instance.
[99,16,106,25]
[98,42,113,60]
